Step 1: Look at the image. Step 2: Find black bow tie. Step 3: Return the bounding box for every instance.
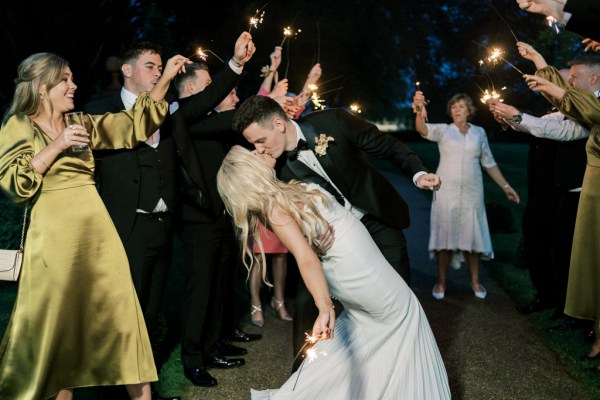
[287,139,310,160]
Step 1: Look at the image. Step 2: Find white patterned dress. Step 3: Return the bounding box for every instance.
[251,185,450,399]
[424,123,497,265]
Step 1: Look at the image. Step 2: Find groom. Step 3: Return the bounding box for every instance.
[232,95,441,366]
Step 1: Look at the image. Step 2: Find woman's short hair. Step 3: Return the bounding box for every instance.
[446,93,477,121]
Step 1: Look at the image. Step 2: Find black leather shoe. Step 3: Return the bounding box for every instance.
[150,383,182,400]
[230,328,262,342]
[215,339,247,356]
[183,367,218,387]
[204,355,245,369]
[518,297,554,314]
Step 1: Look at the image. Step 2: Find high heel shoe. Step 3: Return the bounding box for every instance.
[250,304,264,328]
[472,283,487,299]
[270,297,293,321]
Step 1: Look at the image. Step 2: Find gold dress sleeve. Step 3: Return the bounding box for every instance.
[0,113,42,204]
[537,65,600,130]
[86,91,168,150]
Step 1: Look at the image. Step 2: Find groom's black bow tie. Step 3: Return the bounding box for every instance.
[287,139,310,161]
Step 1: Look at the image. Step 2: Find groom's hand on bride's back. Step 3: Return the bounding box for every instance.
[313,224,335,256]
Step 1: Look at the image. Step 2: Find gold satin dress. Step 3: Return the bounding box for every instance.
[0,93,167,400]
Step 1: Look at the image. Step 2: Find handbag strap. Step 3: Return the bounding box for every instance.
[19,204,29,251]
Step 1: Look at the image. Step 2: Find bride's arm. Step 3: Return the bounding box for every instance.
[269,205,336,340]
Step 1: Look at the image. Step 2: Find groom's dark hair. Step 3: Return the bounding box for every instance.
[232,95,288,133]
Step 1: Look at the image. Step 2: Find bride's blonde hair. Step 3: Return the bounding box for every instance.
[217,146,329,281]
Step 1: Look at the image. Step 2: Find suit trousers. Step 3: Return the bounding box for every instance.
[123,213,174,337]
[522,191,560,304]
[291,213,409,371]
[179,214,238,368]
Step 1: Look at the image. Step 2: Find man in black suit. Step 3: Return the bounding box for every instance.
[85,33,255,392]
[232,95,441,367]
[172,62,260,388]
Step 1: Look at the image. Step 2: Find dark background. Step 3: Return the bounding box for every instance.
[0,0,584,134]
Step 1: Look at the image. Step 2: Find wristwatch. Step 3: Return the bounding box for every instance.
[511,112,523,125]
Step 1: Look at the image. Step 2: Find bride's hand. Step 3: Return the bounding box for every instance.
[312,299,336,341]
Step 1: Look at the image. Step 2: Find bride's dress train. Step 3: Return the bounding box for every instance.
[252,185,450,399]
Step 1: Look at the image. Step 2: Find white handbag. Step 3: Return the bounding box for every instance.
[0,205,28,281]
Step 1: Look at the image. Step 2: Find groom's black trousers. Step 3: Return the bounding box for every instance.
[291,213,409,371]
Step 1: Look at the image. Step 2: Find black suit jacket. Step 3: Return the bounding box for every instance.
[564,0,600,40]
[84,66,240,240]
[280,109,428,230]
[181,109,249,223]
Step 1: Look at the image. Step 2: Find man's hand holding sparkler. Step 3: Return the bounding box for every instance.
[232,31,256,67]
[524,74,566,101]
[516,42,548,70]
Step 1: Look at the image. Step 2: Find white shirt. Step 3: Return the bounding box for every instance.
[291,120,367,220]
[121,87,168,213]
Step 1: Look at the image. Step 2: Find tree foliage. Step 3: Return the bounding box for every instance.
[0,0,586,128]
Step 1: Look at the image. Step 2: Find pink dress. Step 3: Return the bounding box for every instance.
[253,223,288,254]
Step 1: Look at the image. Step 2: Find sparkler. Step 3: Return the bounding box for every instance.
[292,333,328,391]
[546,16,560,33]
[280,13,301,46]
[318,75,344,87]
[311,92,326,110]
[187,48,225,63]
[490,4,519,42]
[350,103,362,114]
[248,3,267,33]
[316,22,321,64]
[476,45,525,76]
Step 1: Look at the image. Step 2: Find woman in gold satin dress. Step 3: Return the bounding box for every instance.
[0,52,189,400]
[525,64,600,364]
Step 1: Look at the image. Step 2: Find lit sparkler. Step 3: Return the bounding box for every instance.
[188,48,225,63]
[479,89,505,104]
[311,92,326,110]
[546,16,560,33]
[248,4,267,33]
[478,46,525,76]
[350,103,362,114]
[292,333,328,391]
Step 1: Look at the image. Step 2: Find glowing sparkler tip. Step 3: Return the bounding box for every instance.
[546,16,560,33]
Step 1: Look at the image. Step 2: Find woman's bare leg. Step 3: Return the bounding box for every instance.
[126,382,151,400]
[55,389,73,400]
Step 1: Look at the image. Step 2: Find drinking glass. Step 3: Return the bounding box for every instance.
[64,111,87,153]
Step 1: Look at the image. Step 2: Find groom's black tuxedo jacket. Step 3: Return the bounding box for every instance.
[279,108,428,230]
[85,66,240,241]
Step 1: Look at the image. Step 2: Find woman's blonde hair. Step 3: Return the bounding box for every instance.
[217,145,329,282]
[4,53,69,122]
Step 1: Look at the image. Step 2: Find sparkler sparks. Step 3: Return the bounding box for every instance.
[280,26,302,46]
[479,89,505,104]
[546,16,560,33]
[292,333,328,391]
[248,4,267,33]
[350,103,362,114]
[188,48,225,63]
[478,46,525,76]
[311,92,326,110]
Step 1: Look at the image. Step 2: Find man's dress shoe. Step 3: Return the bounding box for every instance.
[204,355,245,369]
[230,328,262,342]
[150,383,181,400]
[215,339,247,356]
[184,367,218,387]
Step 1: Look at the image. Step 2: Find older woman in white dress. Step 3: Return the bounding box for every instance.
[413,92,520,300]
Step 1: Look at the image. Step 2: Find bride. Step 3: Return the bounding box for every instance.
[217,145,450,399]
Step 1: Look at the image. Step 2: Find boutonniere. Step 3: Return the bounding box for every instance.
[314,134,334,156]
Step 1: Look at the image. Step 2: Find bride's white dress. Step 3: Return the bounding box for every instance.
[251,185,451,399]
